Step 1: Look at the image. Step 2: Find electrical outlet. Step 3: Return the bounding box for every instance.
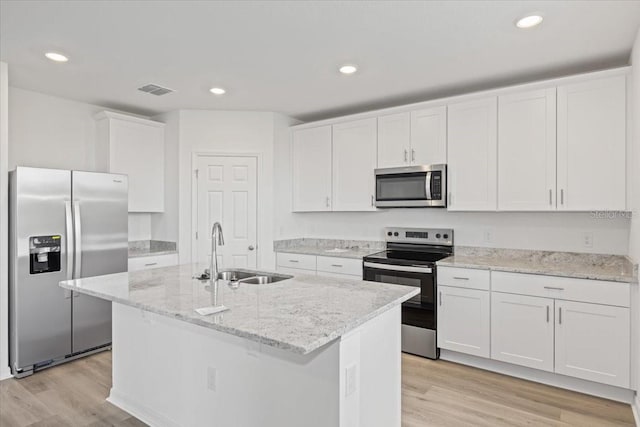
[345,364,357,397]
[582,232,594,248]
[483,229,494,244]
[207,367,217,391]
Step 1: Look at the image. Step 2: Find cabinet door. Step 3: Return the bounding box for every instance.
[292,126,332,212]
[410,106,447,165]
[491,292,554,372]
[447,98,497,211]
[498,89,556,211]
[109,120,165,212]
[555,300,630,388]
[557,76,626,211]
[437,286,490,358]
[332,118,377,211]
[377,113,410,168]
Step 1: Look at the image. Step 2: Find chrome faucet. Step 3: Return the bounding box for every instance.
[210,222,224,282]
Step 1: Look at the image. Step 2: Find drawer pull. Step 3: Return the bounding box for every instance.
[145,262,158,267]
[439,291,442,306]
[289,260,299,263]
[452,276,469,280]
[546,305,549,323]
[558,307,562,324]
[331,264,343,268]
[544,286,564,291]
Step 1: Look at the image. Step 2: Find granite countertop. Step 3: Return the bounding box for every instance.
[437,247,638,283]
[59,264,418,355]
[128,240,177,258]
[274,238,384,259]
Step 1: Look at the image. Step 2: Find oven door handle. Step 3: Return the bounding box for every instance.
[364,262,432,274]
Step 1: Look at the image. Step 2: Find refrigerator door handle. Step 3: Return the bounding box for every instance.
[73,202,82,279]
[65,201,73,281]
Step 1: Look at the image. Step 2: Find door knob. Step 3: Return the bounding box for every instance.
[248,245,255,251]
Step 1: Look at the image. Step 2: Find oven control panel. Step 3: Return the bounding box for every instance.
[384,227,453,246]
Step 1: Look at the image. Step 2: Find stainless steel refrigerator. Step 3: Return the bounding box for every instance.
[9,166,128,377]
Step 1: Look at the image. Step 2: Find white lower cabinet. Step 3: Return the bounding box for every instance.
[276,253,362,279]
[128,253,178,272]
[277,266,316,276]
[555,300,630,388]
[491,292,554,372]
[437,285,490,358]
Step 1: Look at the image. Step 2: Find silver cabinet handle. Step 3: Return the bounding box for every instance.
[326,196,330,208]
[289,259,299,263]
[411,149,416,162]
[560,189,564,205]
[448,192,452,207]
[371,195,374,207]
[404,149,408,162]
[439,291,442,306]
[64,201,73,280]
[248,245,255,251]
[546,305,549,323]
[558,307,562,324]
[145,262,158,267]
[549,189,552,206]
[544,286,564,291]
[331,264,343,268]
[73,202,82,279]
[453,276,469,280]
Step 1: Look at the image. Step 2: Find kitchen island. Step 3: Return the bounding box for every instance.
[59,264,418,427]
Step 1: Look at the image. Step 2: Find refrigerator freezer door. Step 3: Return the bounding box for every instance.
[71,171,128,353]
[9,167,72,371]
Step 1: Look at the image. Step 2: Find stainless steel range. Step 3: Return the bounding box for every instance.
[363,227,453,359]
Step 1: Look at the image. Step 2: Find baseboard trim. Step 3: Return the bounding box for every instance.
[0,366,12,381]
[632,395,639,427]
[108,388,181,427]
[441,350,635,404]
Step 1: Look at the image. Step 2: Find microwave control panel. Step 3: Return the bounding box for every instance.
[431,172,442,199]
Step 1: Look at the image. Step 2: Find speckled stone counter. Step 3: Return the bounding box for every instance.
[437,247,638,283]
[128,240,177,258]
[274,238,384,259]
[59,263,418,354]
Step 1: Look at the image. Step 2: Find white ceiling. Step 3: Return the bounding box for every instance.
[1,1,640,121]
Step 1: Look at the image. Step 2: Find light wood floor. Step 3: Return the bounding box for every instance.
[0,351,635,426]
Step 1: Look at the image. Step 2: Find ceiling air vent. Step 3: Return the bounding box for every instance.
[137,83,174,96]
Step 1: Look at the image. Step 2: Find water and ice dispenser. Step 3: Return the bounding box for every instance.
[29,235,61,274]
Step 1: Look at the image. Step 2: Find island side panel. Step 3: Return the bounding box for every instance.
[108,302,403,427]
[109,302,341,427]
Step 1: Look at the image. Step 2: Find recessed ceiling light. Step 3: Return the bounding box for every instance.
[515,15,543,29]
[209,87,226,95]
[45,52,69,62]
[339,65,358,75]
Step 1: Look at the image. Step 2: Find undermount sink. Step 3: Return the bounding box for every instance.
[217,270,292,285]
[324,248,349,253]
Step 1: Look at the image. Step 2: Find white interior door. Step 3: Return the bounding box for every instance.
[196,155,258,269]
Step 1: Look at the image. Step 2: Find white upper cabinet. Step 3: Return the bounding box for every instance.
[292,126,332,212]
[95,112,165,212]
[498,89,557,211]
[332,118,377,211]
[410,106,447,165]
[447,97,497,211]
[557,75,626,211]
[377,113,410,168]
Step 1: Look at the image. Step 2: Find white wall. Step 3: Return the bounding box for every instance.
[8,87,153,242]
[175,110,289,269]
[0,62,10,379]
[628,26,640,408]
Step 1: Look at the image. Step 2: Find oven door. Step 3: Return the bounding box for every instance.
[363,262,435,307]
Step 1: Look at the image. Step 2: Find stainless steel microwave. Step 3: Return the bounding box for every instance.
[375,164,447,208]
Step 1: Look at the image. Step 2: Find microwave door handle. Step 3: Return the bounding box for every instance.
[425,171,432,200]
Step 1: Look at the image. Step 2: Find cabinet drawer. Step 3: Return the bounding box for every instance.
[128,253,178,272]
[491,271,630,307]
[276,253,316,271]
[277,266,316,276]
[316,256,362,276]
[437,267,490,290]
